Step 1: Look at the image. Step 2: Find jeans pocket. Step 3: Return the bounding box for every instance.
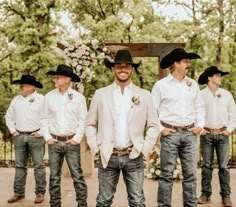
[48,142,58,150]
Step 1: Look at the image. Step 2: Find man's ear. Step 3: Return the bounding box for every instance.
[132,67,135,73]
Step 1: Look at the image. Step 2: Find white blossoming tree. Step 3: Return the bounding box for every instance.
[56,39,112,93]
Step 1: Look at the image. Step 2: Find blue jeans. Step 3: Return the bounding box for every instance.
[13,134,46,196]
[48,141,87,207]
[200,134,231,198]
[97,155,145,207]
[158,131,197,207]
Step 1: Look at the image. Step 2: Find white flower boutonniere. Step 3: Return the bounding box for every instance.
[131,96,140,108]
[186,79,192,91]
[29,98,35,103]
[68,93,73,102]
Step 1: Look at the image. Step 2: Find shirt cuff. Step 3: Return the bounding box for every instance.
[72,134,83,144]
[195,124,204,129]
[43,131,52,142]
[159,124,165,132]
[9,127,16,135]
[226,127,234,134]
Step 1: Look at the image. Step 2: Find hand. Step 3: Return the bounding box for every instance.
[220,130,231,136]
[200,129,209,135]
[12,131,20,137]
[66,139,78,145]
[189,127,202,135]
[161,128,176,136]
[47,138,58,145]
[31,131,41,138]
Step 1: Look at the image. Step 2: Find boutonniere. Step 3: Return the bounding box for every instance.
[29,98,35,103]
[67,93,73,102]
[186,79,192,91]
[131,96,140,108]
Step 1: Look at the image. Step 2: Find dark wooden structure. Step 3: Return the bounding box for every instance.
[57,42,186,80]
[105,43,185,79]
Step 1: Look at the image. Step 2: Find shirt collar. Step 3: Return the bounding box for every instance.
[56,87,73,96]
[21,90,37,100]
[113,82,132,92]
[166,74,173,83]
[167,74,189,83]
[206,85,221,95]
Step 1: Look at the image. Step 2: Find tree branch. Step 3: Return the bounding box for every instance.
[96,0,106,19]
[0,53,11,63]
[39,32,57,40]
[47,0,56,10]
[57,42,66,50]
[0,69,14,79]
[2,2,25,21]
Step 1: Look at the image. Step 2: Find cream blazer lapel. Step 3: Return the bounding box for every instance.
[127,84,137,124]
[106,85,116,123]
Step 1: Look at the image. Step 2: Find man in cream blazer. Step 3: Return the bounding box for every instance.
[86,50,159,207]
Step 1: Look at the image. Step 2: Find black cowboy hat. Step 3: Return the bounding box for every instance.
[12,75,43,88]
[198,66,229,85]
[160,48,201,69]
[104,49,141,69]
[46,64,80,82]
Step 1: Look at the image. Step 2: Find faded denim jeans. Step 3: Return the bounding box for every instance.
[200,134,231,199]
[14,134,46,196]
[48,141,87,207]
[96,155,145,207]
[158,131,197,207]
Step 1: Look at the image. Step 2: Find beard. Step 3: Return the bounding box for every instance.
[115,72,132,83]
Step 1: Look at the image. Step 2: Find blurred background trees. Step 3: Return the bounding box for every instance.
[0,0,236,110]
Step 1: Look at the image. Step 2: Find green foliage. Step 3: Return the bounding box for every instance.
[0,131,13,161]
[0,0,236,108]
[0,0,62,110]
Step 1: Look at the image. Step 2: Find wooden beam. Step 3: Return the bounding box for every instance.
[105,43,185,59]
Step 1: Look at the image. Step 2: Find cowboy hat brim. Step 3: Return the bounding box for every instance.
[104,58,142,69]
[46,71,81,82]
[198,69,229,85]
[160,52,200,69]
[12,79,43,88]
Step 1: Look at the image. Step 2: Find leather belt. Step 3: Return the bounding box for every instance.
[112,146,133,156]
[17,129,39,135]
[51,134,75,142]
[161,121,194,132]
[204,127,226,135]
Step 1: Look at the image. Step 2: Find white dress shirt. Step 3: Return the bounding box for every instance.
[201,86,236,133]
[5,91,44,134]
[41,87,87,143]
[113,82,133,149]
[152,74,205,131]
